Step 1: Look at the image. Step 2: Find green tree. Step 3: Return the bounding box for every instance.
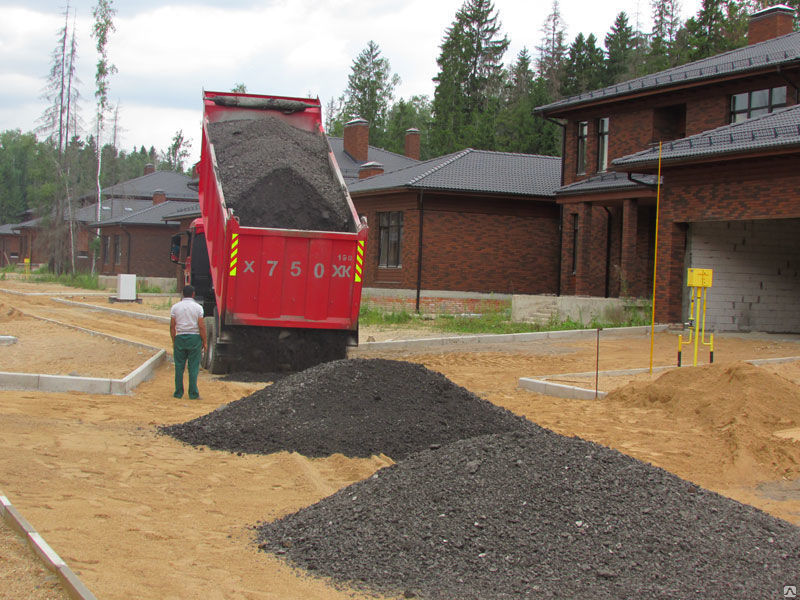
[535,0,568,99]
[91,0,116,273]
[159,130,192,173]
[384,96,433,159]
[231,83,247,93]
[342,40,400,147]
[604,12,636,85]
[496,49,561,155]
[560,33,605,97]
[431,0,509,155]
[683,0,752,61]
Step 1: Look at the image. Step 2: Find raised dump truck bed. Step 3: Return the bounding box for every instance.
[173,91,368,373]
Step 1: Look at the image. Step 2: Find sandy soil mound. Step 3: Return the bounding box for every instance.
[607,361,800,480]
[256,429,800,600]
[160,358,530,459]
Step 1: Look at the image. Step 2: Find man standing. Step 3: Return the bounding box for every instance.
[170,285,207,399]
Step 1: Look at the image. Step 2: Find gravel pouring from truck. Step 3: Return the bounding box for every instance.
[170,91,368,373]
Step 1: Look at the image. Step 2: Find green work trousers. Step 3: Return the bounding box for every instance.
[173,334,202,399]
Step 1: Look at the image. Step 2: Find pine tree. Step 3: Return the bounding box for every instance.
[604,12,636,85]
[431,0,509,155]
[560,33,605,97]
[342,40,400,148]
[496,49,561,155]
[536,0,568,99]
[159,130,193,173]
[384,96,433,159]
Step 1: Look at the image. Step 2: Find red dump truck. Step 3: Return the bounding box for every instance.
[170,90,368,373]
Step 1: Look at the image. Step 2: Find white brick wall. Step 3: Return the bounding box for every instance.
[688,219,800,333]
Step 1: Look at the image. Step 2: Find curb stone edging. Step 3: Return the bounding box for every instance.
[519,356,800,400]
[0,494,98,600]
[0,307,166,395]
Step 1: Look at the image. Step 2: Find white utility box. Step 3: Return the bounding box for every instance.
[117,274,137,301]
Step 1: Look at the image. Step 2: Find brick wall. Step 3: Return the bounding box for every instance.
[353,191,560,296]
[98,225,179,278]
[654,156,800,323]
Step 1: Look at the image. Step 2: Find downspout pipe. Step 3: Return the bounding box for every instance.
[415,190,425,314]
[122,226,132,274]
[542,114,567,296]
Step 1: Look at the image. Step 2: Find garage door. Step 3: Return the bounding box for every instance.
[687,219,800,333]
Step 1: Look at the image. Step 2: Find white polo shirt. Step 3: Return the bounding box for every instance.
[171,297,204,335]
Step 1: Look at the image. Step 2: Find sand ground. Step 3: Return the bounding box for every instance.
[0,280,798,599]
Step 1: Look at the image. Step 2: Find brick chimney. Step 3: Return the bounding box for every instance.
[144,163,156,175]
[358,161,384,179]
[343,118,369,162]
[152,189,167,205]
[749,4,795,45]
[404,128,421,160]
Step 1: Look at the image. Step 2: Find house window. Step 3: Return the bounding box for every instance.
[597,118,609,172]
[576,121,588,175]
[731,86,787,123]
[378,211,403,268]
[102,235,110,263]
[571,213,579,275]
[113,234,121,265]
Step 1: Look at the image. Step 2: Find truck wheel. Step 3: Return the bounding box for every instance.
[202,315,215,370]
[204,311,228,374]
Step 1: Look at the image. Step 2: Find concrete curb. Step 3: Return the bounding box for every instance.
[0,308,166,395]
[1,494,98,600]
[519,356,800,400]
[359,324,670,351]
[52,298,170,324]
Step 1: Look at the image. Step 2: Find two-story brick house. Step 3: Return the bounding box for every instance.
[537,4,800,332]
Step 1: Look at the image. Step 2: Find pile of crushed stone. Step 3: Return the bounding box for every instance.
[160,358,530,459]
[256,429,800,600]
[207,115,353,232]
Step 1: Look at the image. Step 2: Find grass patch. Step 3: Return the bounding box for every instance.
[360,303,653,336]
[31,270,103,290]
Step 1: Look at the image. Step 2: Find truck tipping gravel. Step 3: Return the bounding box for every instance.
[170,91,369,373]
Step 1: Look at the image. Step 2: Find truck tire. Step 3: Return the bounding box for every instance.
[203,312,228,374]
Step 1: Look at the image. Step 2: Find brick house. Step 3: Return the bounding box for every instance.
[347,147,562,310]
[536,4,800,332]
[1,166,197,273]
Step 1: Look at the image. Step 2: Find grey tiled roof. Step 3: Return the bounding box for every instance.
[94,200,198,227]
[556,171,660,195]
[612,104,800,169]
[348,149,562,197]
[101,171,198,201]
[160,203,202,221]
[75,199,153,224]
[537,31,800,114]
[328,137,420,183]
[0,223,18,235]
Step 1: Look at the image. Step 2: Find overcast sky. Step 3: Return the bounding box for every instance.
[0,0,701,165]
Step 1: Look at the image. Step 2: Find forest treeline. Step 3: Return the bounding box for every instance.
[1,0,797,234]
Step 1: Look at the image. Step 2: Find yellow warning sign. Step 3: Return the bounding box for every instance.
[687,268,712,287]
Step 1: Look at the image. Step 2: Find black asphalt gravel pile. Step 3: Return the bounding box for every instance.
[208,115,353,232]
[256,430,800,599]
[160,358,530,459]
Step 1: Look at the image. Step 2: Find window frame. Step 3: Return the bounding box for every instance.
[113,234,122,265]
[576,121,588,175]
[730,86,787,123]
[571,213,579,275]
[597,117,610,173]
[377,211,403,268]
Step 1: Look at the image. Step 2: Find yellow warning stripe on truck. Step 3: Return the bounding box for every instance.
[355,240,364,283]
[229,233,239,277]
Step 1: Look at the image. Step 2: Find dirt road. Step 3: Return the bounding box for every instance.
[1,280,798,599]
